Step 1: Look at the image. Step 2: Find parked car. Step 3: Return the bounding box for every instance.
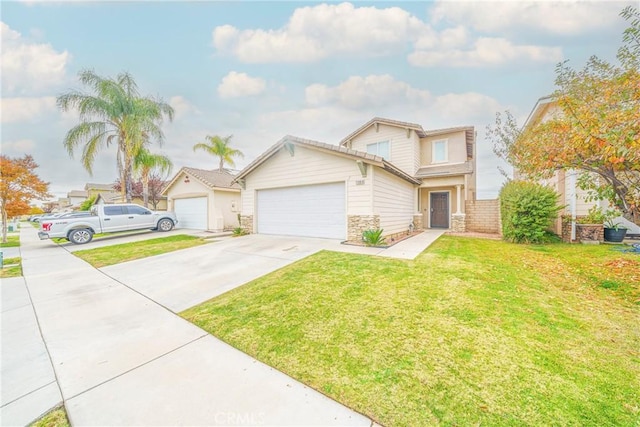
[38,204,179,244]
[57,211,92,219]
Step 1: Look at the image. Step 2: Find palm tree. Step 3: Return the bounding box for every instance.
[193,135,244,171]
[133,148,173,208]
[57,69,174,203]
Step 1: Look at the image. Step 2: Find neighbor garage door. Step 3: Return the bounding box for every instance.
[256,182,345,239]
[174,197,207,230]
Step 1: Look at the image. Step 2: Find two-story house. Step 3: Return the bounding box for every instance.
[234,117,476,241]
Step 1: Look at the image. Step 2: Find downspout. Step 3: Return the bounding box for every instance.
[569,170,577,241]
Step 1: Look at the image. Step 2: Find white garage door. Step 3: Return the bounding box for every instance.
[257,182,345,239]
[174,197,207,230]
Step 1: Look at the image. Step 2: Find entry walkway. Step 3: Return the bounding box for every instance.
[2,227,371,426]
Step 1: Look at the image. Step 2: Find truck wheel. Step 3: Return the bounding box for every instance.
[68,229,93,244]
[157,219,174,232]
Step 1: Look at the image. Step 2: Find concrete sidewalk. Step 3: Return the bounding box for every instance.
[3,226,370,426]
[331,229,445,260]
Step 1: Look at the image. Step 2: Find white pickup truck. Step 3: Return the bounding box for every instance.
[38,204,179,244]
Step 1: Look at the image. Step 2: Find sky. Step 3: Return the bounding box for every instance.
[1,0,632,201]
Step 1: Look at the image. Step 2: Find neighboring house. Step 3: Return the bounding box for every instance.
[163,167,241,231]
[523,97,640,235]
[234,117,476,241]
[67,190,88,207]
[84,182,117,198]
[94,191,168,211]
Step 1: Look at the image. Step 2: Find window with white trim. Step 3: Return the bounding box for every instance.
[432,139,448,163]
[366,141,390,159]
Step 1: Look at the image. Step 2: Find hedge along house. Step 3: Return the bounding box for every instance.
[162,167,241,231]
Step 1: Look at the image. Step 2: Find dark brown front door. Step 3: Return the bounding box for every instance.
[430,192,449,228]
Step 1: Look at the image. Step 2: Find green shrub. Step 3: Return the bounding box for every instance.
[79,195,96,211]
[232,227,247,236]
[499,181,562,243]
[362,229,386,246]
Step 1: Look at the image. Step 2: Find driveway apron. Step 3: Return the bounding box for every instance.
[12,228,370,426]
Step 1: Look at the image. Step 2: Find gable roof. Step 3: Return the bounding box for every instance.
[523,95,555,129]
[84,183,115,191]
[340,117,427,146]
[163,167,240,195]
[95,191,122,203]
[67,190,88,198]
[234,135,421,185]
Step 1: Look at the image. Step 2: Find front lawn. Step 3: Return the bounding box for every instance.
[182,236,640,426]
[0,235,20,247]
[0,257,22,278]
[74,235,210,267]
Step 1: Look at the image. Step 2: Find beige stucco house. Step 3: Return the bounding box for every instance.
[163,167,241,231]
[234,117,476,241]
[523,97,640,235]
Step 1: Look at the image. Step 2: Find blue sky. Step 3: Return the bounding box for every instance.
[1,0,631,200]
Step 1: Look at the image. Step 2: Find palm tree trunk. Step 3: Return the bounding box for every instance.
[142,173,149,208]
[219,156,224,171]
[124,156,133,203]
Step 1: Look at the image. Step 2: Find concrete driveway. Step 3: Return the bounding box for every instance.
[102,234,341,312]
[3,228,370,426]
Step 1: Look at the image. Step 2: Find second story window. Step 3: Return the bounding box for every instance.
[366,141,390,159]
[432,139,448,163]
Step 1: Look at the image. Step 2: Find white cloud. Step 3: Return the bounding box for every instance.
[169,96,200,119]
[306,75,431,109]
[217,71,266,98]
[0,97,57,123]
[409,37,563,67]
[0,22,70,94]
[212,2,428,63]
[1,139,35,154]
[211,2,564,69]
[430,1,624,35]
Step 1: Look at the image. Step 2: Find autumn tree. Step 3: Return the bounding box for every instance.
[487,6,640,224]
[113,174,167,210]
[0,155,51,243]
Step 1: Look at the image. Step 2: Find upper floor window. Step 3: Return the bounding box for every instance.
[432,139,448,163]
[367,140,389,159]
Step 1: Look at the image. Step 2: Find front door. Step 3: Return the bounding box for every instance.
[430,192,449,228]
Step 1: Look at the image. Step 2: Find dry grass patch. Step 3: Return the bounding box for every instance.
[29,406,69,427]
[183,236,640,426]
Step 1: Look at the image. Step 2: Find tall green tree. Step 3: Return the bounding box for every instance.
[133,148,173,208]
[193,135,244,171]
[57,70,174,203]
[487,7,640,224]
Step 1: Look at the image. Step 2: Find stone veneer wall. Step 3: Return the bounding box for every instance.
[465,199,501,234]
[451,213,466,232]
[347,215,380,242]
[412,214,423,231]
[561,215,604,243]
[240,215,253,234]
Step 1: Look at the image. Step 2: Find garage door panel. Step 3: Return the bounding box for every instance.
[257,183,345,239]
[174,197,207,230]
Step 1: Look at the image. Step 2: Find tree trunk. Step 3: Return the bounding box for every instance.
[1,208,7,244]
[219,157,224,171]
[142,174,149,208]
[124,157,133,204]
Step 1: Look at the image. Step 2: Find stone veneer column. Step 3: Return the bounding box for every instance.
[240,215,253,234]
[451,213,466,232]
[412,214,423,230]
[347,215,380,242]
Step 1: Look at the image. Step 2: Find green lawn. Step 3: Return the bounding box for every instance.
[0,235,20,247]
[29,406,69,427]
[0,257,22,278]
[74,234,210,267]
[182,236,640,426]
